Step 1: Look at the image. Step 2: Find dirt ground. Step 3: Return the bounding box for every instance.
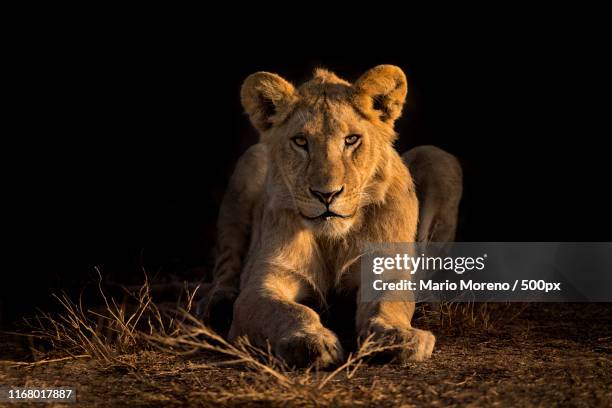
[1,303,611,407]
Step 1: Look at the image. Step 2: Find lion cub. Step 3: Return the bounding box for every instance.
[200,66,462,367]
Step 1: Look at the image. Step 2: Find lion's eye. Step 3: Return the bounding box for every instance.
[292,135,308,149]
[345,134,361,146]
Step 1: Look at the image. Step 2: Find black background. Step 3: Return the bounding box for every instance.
[3,29,610,326]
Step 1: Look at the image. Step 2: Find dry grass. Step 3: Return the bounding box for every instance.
[21,269,172,367]
[417,301,529,334]
[5,271,422,403]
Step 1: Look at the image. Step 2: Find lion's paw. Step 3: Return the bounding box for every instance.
[360,324,435,363]
[275,327,344,368]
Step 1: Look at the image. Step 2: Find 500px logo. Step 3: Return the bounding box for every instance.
[372,253,487,275]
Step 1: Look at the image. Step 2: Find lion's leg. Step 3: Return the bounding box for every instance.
[402,145,463,244]
[353,157,439,362]
[352,145,460,362]
[229,273,344,368]
[355,297,435,362]
[197,144,268,332]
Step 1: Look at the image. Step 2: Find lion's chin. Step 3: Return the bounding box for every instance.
[301,215,355,237]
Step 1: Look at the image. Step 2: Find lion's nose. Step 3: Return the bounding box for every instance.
[310,186,344,205]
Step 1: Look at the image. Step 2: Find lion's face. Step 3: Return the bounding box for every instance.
[241,66,408,237]
[272,102,378,236]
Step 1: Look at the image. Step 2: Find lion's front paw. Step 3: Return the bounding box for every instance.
[275,327,344,368]
[360,324,435,363]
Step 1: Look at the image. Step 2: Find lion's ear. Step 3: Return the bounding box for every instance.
[241,72,297,132]
[353,65,407,125]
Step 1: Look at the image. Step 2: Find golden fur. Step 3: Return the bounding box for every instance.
[204,65,438,367]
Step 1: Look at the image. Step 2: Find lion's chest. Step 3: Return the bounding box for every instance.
[312,240,361,294]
